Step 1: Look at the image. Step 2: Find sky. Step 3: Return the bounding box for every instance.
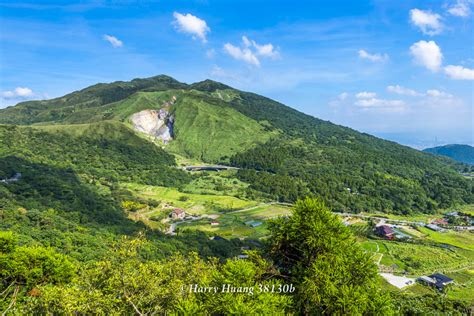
[0,0,473,148]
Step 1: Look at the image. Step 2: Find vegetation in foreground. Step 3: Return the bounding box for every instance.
[2,198,398,314]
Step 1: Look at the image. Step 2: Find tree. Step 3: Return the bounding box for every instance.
[268,197,393,315]
[0,232,75,313]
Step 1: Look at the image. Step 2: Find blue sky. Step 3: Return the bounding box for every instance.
[0,0,473,148]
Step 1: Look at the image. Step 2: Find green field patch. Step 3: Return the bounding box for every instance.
[379,241,473,275]
[122,182,258,215]
[178,204,291,239]
[181,171,249,197]
[417,227,474,251]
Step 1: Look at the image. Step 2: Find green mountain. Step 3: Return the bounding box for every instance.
[424,144,474,165]
[1,75,472,214]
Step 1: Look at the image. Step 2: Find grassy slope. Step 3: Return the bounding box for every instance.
[167,91,276,162]
[0,75,187,125]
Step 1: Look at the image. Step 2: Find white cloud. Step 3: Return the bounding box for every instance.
[250,40,280,59]
[358,49,389,62]
[387,85,421,96]
[223,43,260,66]
[448,0,471,17]
[356,91,377,99]
[173,12,210,43]
[242,36,252,48]
[409,9,443,35]
[1,87,34,99]
[444,65,474,80]
[223,36,280,66]
[410,40,443,72]
[426,89,453,98]
[355,97,406,112]
[103,34,123,48]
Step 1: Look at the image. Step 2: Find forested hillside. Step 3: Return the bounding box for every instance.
[424,144,474,165]
[0,123,244,262]
[0,76,471,214]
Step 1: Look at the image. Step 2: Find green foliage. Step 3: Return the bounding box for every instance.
[0,122,190,188]
[0,231,16,253]
[391,292,472,315]
[232,138,472,214]
[268,198,393,315]
[0,235,75,312]
[22,234,292,315]
[121,200,147,212]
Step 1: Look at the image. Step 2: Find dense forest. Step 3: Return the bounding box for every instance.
[231,139,473,214]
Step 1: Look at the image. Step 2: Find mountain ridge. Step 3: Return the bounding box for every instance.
[424,144,474,165]
[0,75,472,214]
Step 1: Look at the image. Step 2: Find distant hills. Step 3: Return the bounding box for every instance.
[0,75,472,214]
[424,144,474,165]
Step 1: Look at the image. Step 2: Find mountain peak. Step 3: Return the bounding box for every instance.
[190,79,233,92]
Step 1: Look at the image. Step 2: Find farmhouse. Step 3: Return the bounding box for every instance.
[432,218,448,226]
[170,208,186,220]
[375,225,395,240]
[418,273,454,290]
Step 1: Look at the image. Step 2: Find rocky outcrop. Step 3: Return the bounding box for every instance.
[130,97,176,143]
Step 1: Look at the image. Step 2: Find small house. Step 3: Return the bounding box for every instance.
[210,221,220,226]
[375,225,395,240]
[170,208,186,220]
[432,218,448,225]
[418,273,454,290]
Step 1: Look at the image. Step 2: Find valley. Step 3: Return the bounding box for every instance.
[0,75,473,313]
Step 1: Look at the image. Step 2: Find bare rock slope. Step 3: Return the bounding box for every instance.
[130,98,175,144]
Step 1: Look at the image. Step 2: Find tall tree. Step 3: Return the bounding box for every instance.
[268,197,393,315]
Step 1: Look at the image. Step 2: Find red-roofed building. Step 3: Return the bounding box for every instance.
[375,225,395,240]
[170,208,185,220]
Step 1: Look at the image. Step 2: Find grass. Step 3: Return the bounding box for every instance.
[178,203,292,239]
[445,270,474,301]
[181,170,249,197]
[360,239,473,276]
[167,90,277,162]
[416,227,474,251]
[122,182,258,215]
